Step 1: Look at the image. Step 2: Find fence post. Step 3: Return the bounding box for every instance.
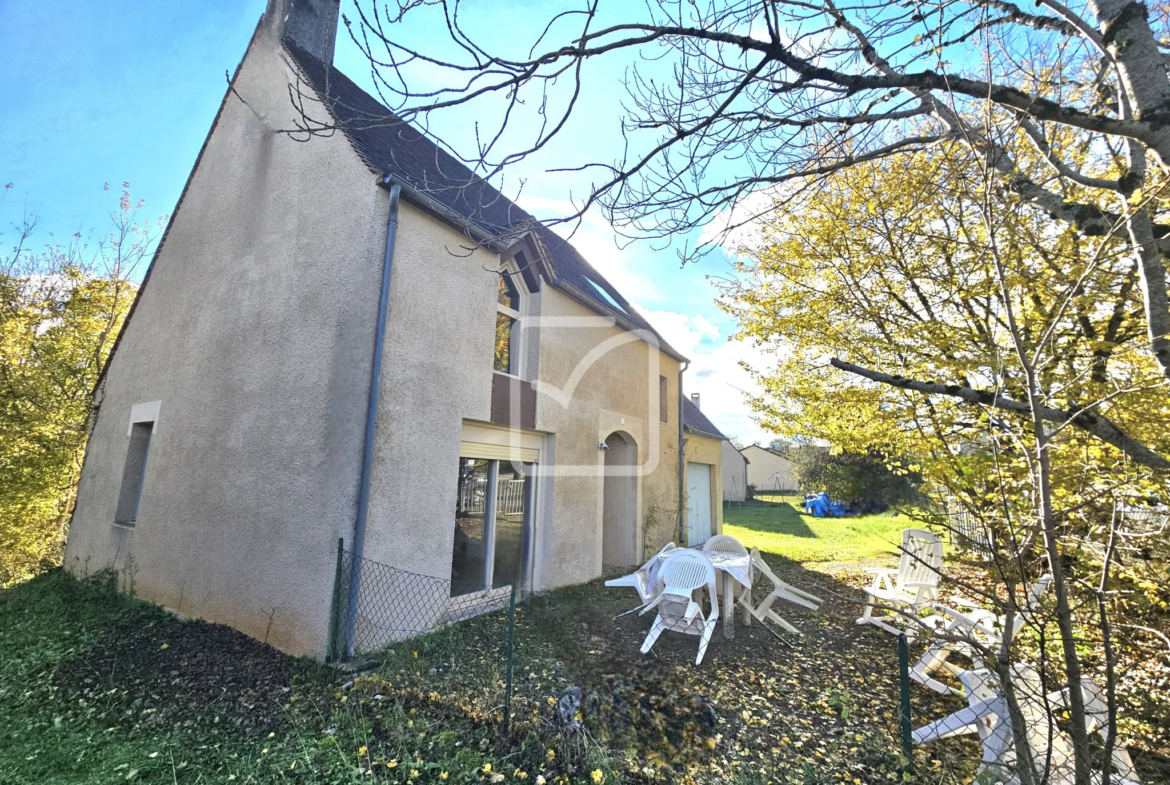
[326,538,345,662]
[503,584,517,732]
[897,633,914,764]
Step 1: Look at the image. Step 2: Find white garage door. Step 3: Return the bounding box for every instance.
[686,462,713,546]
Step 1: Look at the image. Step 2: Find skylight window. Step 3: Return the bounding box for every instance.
[583,276,627,314]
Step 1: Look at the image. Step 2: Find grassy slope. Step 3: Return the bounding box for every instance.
[723,495,912,564]
[1,565,930,785]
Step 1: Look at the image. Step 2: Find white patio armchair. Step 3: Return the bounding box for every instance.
[911,574,1053,696]
[856,528,943,638]
[604,542,676,604]
[639,549,720,665]
[912,665,1141,785]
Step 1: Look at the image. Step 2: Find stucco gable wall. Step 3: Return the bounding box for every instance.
[533,287,681,590]
[721,441,748,501]
[65,35,388,656]
[363,201,498,578]
[741,446,798,492]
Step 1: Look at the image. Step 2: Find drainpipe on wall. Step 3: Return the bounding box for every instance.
[677,361,689,545]
[343,180,402,658]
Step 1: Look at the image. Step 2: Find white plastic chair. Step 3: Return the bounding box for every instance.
[911,575,1053,696]
[701,535,748,606]
[604,542,676,604]
[1049,676,1142,784]
[639,550,719,665]
[856,528,943,637]
[912,665,1141,785]
[702,534,748,556]
[738,546,823,634]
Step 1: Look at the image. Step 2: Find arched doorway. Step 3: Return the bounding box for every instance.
[601,431,638,571]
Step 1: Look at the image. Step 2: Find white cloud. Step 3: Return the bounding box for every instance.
[633,303,784,447]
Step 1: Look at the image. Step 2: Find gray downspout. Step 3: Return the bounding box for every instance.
[343,180,402,658]
[677,361,689,545]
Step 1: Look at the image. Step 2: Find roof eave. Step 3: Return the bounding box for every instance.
[379,174,512,253]
[685,425,725,440]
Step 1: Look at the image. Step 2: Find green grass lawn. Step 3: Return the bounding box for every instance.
[1,567,934,785]
[722,495,913,564]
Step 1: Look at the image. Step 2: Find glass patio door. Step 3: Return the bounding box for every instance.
[450,457,534,597]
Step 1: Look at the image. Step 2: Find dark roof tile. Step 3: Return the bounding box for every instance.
[682,397,726,439]
[283,40,680,356]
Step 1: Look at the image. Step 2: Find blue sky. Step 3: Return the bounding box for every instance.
[0,0,779,445]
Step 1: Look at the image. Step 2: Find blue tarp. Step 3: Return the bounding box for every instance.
[805,492,849,517]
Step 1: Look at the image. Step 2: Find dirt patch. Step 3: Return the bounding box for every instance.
[53,606,323,738]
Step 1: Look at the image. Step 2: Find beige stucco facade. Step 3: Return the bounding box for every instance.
[64,14,710,657]
[741,445,799,494]
[722,441,749,502]
[532,286,683,587]
[65,31,386,655]
[684,431,724,541]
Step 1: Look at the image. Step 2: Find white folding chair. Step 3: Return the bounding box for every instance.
[912,575,1052,696]
[856,528,943,638]
[604,542,676,604]
[639,550,719,665]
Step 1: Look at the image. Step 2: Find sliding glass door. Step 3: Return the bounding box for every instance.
[451,457,534,597]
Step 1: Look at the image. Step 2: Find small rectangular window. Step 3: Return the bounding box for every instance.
[659,375,669,423]
[115,421,154,524]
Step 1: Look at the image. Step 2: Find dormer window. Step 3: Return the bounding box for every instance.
[495,266,524,376]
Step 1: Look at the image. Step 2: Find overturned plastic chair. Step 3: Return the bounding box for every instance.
[605,542,676,604]
[912,665,1141,785]
[856,528,943,638]
[738,547,823,634]
[911,575,1053,696]
[639,549,719,665]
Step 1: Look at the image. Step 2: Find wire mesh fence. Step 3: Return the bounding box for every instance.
[328,539,518,661]
[317,532,1160,784]
[943,497,995,559]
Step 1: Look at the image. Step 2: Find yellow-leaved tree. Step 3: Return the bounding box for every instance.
[720,148,1170,773]
[0,184,161,585]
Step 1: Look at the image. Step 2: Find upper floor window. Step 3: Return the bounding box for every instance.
[495,265,524,376]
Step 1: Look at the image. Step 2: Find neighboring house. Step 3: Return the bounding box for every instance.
[722,442,749,502]
[741,445,798,493]
[64,0,716,658]
[681,395,725,546]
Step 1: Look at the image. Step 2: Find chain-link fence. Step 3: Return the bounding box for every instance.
[327,539,520,661]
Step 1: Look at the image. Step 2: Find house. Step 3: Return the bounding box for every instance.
[63,0,718,658]
[681,394,726,545]
[740,444,798,494]
[722,442,749,502]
